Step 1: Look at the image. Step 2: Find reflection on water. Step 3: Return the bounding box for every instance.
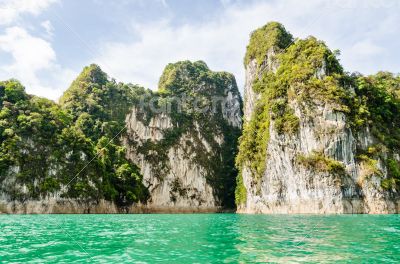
[0,214,399,263]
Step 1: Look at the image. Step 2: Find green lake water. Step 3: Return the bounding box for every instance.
[0,214,399,263]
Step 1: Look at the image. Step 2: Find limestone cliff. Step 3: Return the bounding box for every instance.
[124,61,242,211]
[0,66,151,213]
[236,22,400,214]
[0,61,242,213]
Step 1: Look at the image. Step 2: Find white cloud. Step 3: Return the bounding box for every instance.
[0,26,75,100]
[0,0,74,101]
[41,20,54,38]
[94,0,399,93]
[0,27,55,70]
[0,0,58,25]
[0,26,56,92]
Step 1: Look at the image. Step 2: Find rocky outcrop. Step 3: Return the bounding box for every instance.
[124,61,242,212]
[237,22,400,214]
[0,62,242,214]
[125,112,218,210]
[240,101,400,213]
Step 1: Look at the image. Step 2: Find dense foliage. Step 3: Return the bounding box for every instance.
[0,65,149,205]
[350,72,400,190]
[296,151,346,175]
[244,21,293,67]
[350,72,400,148]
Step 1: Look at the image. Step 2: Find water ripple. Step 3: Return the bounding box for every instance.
[0,214,399,263]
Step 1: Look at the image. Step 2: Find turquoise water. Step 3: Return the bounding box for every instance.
[0,214,399,263]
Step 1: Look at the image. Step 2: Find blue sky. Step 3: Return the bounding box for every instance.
[0,0,399,100]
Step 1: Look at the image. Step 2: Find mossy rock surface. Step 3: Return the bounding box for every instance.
[236,22,400,204]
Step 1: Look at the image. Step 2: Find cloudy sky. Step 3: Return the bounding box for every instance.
[0,0,399,100]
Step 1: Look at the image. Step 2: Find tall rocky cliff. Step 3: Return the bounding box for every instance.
[236,22,400,214]
[124,61,242,211]
[0,61,242,213]
[0,65,150,213]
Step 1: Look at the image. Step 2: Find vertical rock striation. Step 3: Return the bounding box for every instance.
[124,61,242,212]
[236,22,400,214]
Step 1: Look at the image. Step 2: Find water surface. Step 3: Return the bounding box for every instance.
[0,214,399,263]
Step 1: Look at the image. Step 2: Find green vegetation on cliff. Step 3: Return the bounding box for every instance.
[236,22,400,203]
[1,62,242,209]
[296,151,346,175]
[0,65,149,205]
[237,23,346,195]
[136,61,242,208]
[350,72,400,189]
[244,21,293,67]
[351,72,400,148]
[234,173,247,206]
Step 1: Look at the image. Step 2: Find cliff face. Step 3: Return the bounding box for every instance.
[0,61,242,213]
[0,66,151,213]
[124,61,242,211]
[236,22,400,214]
